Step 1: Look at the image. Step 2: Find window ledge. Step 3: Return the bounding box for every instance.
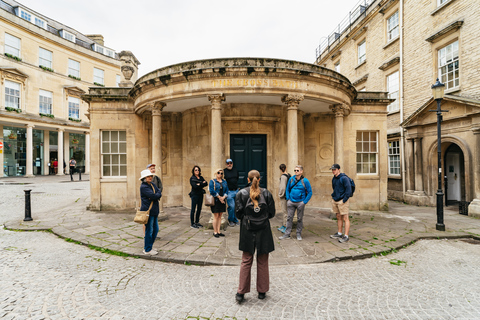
[383,36,399,49]
[387,109,400,115]
[431,0,457,16]
[425,20,463,43]
[355,60,367,70]
[356,175,379,180]
[101,177,127,183]
[388,174,402,180]
[445,86,461,94]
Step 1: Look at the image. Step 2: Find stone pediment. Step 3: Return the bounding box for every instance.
[64,85,86,97]
[0,67,28,85]
[401,95,480,128]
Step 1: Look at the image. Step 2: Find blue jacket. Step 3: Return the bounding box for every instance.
[140,182,162,217]
[209,179,229,198]
[286,176,312,204]
[331,173,352,203]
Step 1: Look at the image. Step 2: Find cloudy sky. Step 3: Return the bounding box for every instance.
[18,0,360,76]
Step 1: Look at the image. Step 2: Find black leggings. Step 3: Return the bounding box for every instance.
[190,193,203,224]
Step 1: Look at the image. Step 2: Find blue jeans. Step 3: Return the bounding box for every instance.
[144,215,159,252]
[227,189,239,223]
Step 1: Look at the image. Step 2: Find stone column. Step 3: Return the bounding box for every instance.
[208,94,225,172]
[57,128,64,175]
[0,125,3,177]
[468,127,480,217]
[406,138,415,192]
[43,130,50,175]
[152,101,167,220]
[414,138,424,192]
[85,132,90,174]
[26,124,34,177]
[329,103,351,166]
[282,94,304,173]
[64,132,70,174]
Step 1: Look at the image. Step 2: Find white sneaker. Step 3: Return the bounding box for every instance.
[143,249,158,255]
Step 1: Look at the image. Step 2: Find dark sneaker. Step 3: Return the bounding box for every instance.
[236,293,245,303]
[258,292,266,299]
[228,221,235,227]
[339,235,349,243]
[191,224,199,229]
[279,235,290,240]
[235,221,241,226]
[330,232,342,239]
[195,223,203,228]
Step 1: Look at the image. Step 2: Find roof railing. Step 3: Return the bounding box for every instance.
[315,0,375,63]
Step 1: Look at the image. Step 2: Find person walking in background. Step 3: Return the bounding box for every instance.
[209,169,229,238]
[69,157,76,181]
[234,170,275,303]
[146,163,163,193]
[53,159,58,175]
[139,169,162,255]
[224,159,240,227]
[277,164,290,233]
[189,165,208,228]
[280,165,312,241]
[330,164,352,243]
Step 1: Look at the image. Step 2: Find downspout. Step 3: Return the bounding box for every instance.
[400,0,406,200]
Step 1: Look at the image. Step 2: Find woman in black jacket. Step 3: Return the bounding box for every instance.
[139,169,162,255]
[234,170,275,303]
[189,165,208,228]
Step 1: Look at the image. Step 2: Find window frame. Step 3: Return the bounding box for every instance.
[437,0,449,6]
[93,68,104,85]
[438,40,459,91]
[388,140,401,176]
[68,59,80,78]
[39,89,53,115]
[39,47,53,69]
[358,40,366,65]
[356,131,378,175]
[387,11,399,41]
[68,96,80,119]
[386,71,399,113]
[60,30,76,43]
[5,80,21,110]
[101,130,127,178]
[5,33,21,58]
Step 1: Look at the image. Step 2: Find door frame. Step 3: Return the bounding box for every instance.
[444,143,465,205]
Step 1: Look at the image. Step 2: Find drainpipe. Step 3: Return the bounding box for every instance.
[400,0,406,200]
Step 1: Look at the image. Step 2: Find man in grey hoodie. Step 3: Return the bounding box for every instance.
[277,164,290,233]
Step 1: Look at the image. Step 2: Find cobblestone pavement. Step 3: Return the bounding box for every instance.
[1,228,480,319]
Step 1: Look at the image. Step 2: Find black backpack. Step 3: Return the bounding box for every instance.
[245,190,269,231]
[341,175,356,196]
[282,173,291,180]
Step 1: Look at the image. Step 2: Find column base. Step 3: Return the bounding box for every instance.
[404,190,430,206]
[468,199,480,218]
[24,174,35,178]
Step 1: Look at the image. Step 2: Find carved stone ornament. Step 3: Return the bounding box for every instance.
[121,65,135,81]
[152,101,166,115]
[208,94,225,108]
[281,94,304,109]
[329,103,351,117]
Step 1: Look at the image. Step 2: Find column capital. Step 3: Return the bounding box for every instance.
[329,103,351,117]
[26,124,35,129]
[152,101,166,115]
[57,128,65,132]
[281,94,304,110]
[208,94,225,109]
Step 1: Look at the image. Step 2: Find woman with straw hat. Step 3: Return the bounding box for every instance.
[139,169,162,255]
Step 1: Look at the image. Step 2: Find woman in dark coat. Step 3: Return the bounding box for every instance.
[139,169,162,255]
[189,165,208,228]
[234,170,275,303]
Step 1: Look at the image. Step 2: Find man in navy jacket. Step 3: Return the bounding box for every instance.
[330,164,352,243]
[280,165,312,241]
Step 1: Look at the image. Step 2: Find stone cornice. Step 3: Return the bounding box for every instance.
[378,56,400,71]
[379,0,399,14]
[425,20,464,43]
[352,74,369,86]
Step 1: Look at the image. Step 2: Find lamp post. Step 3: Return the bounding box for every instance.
[431,78,446,231]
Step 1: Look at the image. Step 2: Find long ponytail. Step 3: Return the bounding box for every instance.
[248,170,261,208]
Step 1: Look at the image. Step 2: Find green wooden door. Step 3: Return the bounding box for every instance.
[230,134,267,189]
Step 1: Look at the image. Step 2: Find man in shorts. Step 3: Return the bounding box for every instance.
[329,164,352,243]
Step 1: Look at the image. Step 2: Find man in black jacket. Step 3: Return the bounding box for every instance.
[224,159,240,227]
[147,164,163,193]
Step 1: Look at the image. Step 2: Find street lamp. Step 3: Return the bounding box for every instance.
[431,78,446,231]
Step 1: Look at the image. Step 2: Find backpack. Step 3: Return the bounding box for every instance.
[245,190,269,231]
[288,176,308,196]
[342,175,355,196]
[282,173,291,181]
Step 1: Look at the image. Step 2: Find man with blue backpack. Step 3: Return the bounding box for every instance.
[279,165,312,241]
[330,164,354,243]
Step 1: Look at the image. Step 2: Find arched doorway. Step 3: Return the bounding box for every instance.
[444,143,465,205]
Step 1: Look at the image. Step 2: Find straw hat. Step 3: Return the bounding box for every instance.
[139,169,154,180]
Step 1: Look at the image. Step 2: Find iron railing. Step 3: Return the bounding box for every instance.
[315,0,376,63]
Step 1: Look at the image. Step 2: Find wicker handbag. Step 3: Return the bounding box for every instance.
[134,185,155,224]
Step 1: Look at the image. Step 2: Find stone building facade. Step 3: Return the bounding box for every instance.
[315,0,480,216]
[82,58,392,214]
[0,0,135,177]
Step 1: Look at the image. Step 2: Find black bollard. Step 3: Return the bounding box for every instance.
[79,168,82,181]
[24,189,33,221]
